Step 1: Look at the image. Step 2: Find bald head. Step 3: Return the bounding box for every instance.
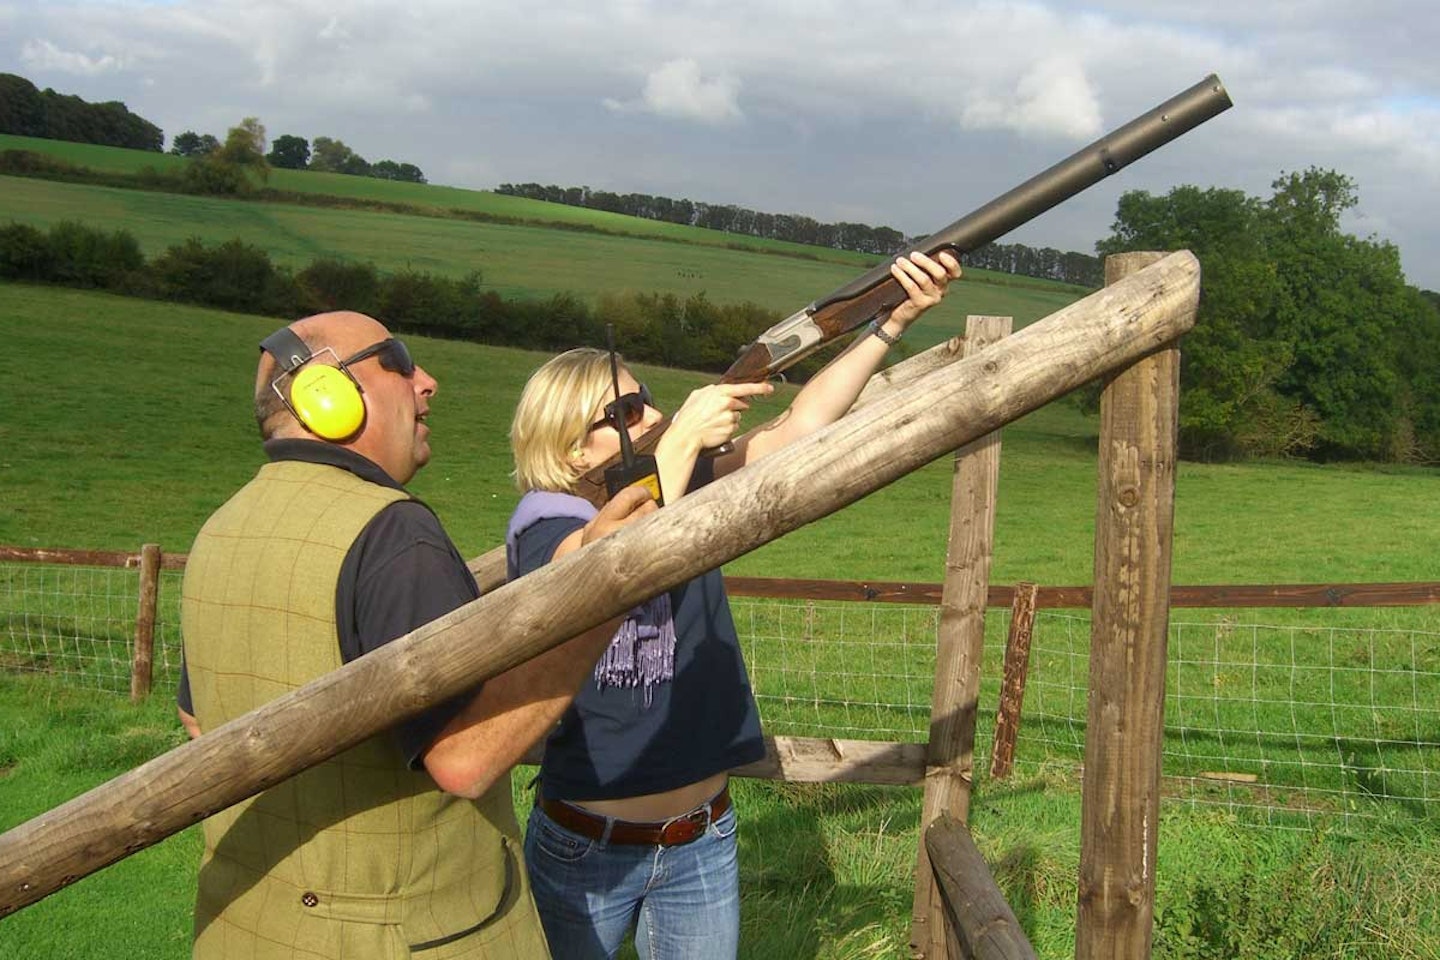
[254,311,438,484]
[254,312,390,439]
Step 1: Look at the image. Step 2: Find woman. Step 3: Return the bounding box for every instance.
[506,251,960,959]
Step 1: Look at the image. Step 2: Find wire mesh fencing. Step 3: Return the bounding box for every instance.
[731,596,1440,829]
[0,560,183,695]
[4,550,1438,829]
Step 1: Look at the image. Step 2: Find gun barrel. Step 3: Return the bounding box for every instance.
[792,75,1231,337]
[582,74,1232,505]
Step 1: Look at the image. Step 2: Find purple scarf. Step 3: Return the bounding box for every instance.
[506,491,676,705]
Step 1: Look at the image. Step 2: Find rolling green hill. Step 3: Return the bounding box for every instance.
[0,133,1092,352]
[0,132,907,262]
[0,180,1084,355]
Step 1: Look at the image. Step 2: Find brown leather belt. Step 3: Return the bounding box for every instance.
[539,785,731,847]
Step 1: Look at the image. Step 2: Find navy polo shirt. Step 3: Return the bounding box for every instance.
[177,440,478,765]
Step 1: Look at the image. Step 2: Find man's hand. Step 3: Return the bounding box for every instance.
[581,484,658,546]
[178,707,202,740]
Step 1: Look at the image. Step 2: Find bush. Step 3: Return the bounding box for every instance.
[297,258,380,315]
[181,157,253,196]
[0,220,143,290]
[375,269,509,342]
[0,219,796,379]
[0,149,76,178]
[0,222,53,281]
[147,238,300,315]
[46,220,145,290]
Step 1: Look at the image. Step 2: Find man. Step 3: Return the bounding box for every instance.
[177,310,653,958]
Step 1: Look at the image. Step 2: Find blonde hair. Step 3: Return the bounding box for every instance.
[511,347,622,492]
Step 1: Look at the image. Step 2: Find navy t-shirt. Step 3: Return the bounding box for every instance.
[512,466,766,801]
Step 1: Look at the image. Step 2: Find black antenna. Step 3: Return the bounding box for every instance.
[605,324,639,470]
[601,324,664,506]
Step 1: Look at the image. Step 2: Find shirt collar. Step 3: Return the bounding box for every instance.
[262,438,407,492]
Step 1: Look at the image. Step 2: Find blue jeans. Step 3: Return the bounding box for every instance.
[523,799,740,960]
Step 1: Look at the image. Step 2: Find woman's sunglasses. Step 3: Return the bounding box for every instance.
[589,383,654,433]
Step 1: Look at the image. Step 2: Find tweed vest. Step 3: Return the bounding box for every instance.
[181,459,535,958]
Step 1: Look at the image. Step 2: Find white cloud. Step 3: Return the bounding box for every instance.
[318,16,352,45]
[20,38,122,75]
[959,58,1101,139]
[605,59,743,125]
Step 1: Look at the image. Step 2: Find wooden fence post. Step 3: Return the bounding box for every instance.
[990,581,1038,780]
[1075,252,1183,959]
[130,543,161,703]
[911,315,1012,959]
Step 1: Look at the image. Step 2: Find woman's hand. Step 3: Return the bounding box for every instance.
[666,381,774,454]
[884,250,963,331]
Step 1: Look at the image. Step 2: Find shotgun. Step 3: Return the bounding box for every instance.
[574,73,1232,506]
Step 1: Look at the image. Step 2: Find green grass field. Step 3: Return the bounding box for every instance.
[1,149,1438,957]
[2,283,1438,957]
[0,133,1091,359]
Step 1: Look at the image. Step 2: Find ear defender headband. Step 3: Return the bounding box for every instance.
[259,327,367,441]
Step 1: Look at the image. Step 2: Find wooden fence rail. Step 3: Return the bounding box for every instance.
[9,543,1440,610]
[925,814,1037,960]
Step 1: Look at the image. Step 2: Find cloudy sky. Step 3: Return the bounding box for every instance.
[3,0,1437,288]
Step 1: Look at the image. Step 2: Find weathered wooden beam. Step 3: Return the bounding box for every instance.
[912,315,1012,959]
[0,250,1200,918]
[6,542,1430,611]
[718,578,1440,609]
[518,735,929,785]
[1077,252,1180,959]
[853,333,968,411]
[734,735,928,784]
[925,814,1037,960]
[128,543,161,703]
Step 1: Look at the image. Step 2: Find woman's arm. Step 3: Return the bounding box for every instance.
[421,486,657,797]
[721,251,961,471]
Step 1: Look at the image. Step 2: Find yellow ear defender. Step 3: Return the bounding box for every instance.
[260,326,367,441]
[288,363,367,440]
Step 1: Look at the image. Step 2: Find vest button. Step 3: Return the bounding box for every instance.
[301,892,319,907]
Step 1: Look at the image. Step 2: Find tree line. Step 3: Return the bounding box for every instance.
[172,129,425,183]
[0,72,424,184]
[0,220,829,380]
[495,182,1104,287]
[1098,167,1440,464]
[0,73,162,151]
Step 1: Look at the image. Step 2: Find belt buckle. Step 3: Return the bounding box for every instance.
[658,807,709,847]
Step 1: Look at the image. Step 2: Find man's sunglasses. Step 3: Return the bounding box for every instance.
[340,338,415,378]
[589,383,653,433]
